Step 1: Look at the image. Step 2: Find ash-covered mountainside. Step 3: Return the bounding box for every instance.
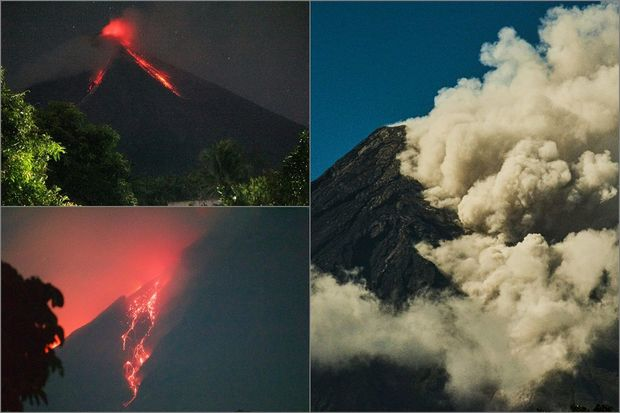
[24,50,305,175]
[311,125,463,305]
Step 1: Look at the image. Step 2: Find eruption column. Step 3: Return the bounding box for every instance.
[121,280,160,407]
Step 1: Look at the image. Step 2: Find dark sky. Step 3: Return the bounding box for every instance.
[1,1,308,125]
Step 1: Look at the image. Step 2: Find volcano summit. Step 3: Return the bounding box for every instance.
[23,17,305,176]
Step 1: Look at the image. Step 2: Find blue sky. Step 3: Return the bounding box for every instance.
[311,1,594,179]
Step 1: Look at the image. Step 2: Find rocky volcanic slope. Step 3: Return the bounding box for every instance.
[25,51,304,176]
[312,125,463,306]
[310,126,618,412]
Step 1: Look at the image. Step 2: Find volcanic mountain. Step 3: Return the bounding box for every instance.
[310,126,619,411]
[24,49,305,176]
[29,209,309,412]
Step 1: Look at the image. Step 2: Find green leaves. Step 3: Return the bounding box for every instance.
[219,131,309,206]
[36,101,137,206]
[1,70,70,205]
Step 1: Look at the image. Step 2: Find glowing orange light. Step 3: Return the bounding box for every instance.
[101,18,135,48]
[44,335,62,354]
[94,17,182,97]
[125,48,182,97]
[87,68,107,94]
[121,280,161,407]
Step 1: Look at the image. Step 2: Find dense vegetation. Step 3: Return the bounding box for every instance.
[1,70,69,205]
[1,70,309,206]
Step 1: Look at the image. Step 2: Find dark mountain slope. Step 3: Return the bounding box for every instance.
[24,51,305,175]
[310,126,618,412]
[28,209,309,412]
[311,125,462,305]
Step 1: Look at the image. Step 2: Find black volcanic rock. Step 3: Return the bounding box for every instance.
[311,125,463,305]
[24,50,305,175]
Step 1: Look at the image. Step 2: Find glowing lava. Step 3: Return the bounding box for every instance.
[88,17,182,97]
[87,68,107,94]
[121,280,161,407]
[124,48,182,97]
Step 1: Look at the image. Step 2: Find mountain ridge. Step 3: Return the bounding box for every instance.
[24,50,305,175]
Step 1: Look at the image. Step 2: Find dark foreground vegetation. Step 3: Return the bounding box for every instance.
[1,69,308,206]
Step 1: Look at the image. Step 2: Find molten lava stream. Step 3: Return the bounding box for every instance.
[124,47,182,97]
[121,280,160,407]
[87,68,107,94]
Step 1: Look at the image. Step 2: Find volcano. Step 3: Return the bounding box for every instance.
[28,209,309,411]
[24,48,305,175]
[310,126,619,411]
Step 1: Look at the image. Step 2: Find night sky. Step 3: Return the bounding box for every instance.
[1,1,308,125]
[311,1,595,178]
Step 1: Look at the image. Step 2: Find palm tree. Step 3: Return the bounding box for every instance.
[197,139,250,198]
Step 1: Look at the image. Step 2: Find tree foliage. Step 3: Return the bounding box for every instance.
[1,262,65,412]
[220,131,309,206]
[35,102,137,205]
[1,70,69,206]
[196,139,250,198]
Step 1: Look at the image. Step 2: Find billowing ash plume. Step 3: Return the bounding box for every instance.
[312,229,618,406]
[312,3,619,409]
[396,2,618,240]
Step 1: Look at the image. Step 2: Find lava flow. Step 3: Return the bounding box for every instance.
[121,280,161,407]
[87,68,107,94]
[87,17,182,97]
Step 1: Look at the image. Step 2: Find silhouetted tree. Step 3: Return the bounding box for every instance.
[197,139,250,198]
[219,130,309,206]
[1,262,65,411]
[35,102,137,205]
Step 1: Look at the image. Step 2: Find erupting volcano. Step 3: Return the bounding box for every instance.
[121,280,161,407]
[92,17,181,97]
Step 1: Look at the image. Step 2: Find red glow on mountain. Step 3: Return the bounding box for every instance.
[101,18,135,48]
[87,68,107,94]
[89,17,182,97]
[121,280,161,407]
[125,48,182,97]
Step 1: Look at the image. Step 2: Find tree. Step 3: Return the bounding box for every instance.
[219,131,309,206]
[197,139,250,198]
[273,130,309,205]
[1,69,69,206]
[35,102,137,205]
[1,262,65,412]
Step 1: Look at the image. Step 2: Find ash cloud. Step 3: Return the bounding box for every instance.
[312,228,618,406]
[312,3,619,409]
[396,2,618,240]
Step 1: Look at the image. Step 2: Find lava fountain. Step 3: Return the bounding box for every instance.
[121,280,161,407]
[87,17,181,97]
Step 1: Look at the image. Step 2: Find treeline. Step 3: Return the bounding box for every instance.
[1,69,309,206]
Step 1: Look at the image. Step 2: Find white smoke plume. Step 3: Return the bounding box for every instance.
[312,3,619,408]
[312,228,618,406]
[396,2,619,240]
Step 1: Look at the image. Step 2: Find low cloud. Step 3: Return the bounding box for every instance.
[312,228,618,406]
